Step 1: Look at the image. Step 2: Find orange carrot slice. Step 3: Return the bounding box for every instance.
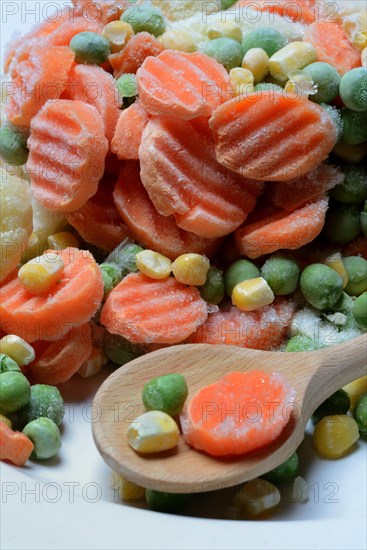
[62,64,121,143]
[139,116,263,238]
[111,102,149,160]
[72,0,123,23]
[210,91,338,182]
[27,99,108,212]
[29,323,92,384]
[66,173,131,252]
[100,272,208,344]
[235,197,329,258]
[180,370,295,457]
[5,46,74,127]
[238,0,316,24]
[137,50,233,120]
[343,236,367,260]
[45,17,104,47]
[0,422,34,466]
[0,248,104,343]
[109,32,163,78]
[270,163,343,211]
[303,21,361,75]
[190,299,296,350]
[113,161,221,259]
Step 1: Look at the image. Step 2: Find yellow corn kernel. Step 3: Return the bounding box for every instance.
[18,251,64,294]
[47,231,79,250]
[0,414,12,429]
[110,471,145,501]
[171,253,210,286]
[313,415,360,459]
[241,48,269,83]
[229,67,255,98]
[0,335,35,366]
[284,69,318,97]
[102,21,134,53]
[78,347,105,378]
[127,410,179,454]
[136,249,172,280]
[362,47,367,68]
[159,29,197,53]
[269,42,317,82]
[332,142,367,164]
[232,277,274,312]
[324,253,349,288]
[207,21,242,42]
[343,376,367,410]
[233,479,281,518]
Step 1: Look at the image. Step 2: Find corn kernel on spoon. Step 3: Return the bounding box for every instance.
[92,335,366,494]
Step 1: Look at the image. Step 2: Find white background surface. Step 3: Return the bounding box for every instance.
[1,2,367,549]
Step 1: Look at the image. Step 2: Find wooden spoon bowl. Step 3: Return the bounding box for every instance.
[92,335,366,494]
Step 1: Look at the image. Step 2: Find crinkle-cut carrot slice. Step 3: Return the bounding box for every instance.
[190,299,296,350]
[0,248,104,343]
[45,17,104,47]
[235,198,329,258]
[72,0,124,23]
[66,173,131,252]
[113,161,221,259]
[270,163,343,211]
[26,99,108,212]
[180,370,296,457]
[303,21,361,75]
[5,46,74,127]
[62,64,121,143]
[29,323,92,384]
[109,32,163,78]
[238,0,316,24]
[111,102,149,160]
[100,272,208,344]
[137,50,233,120]
[0,422,34,466]
[209,91,338,182]
[139,116,263,238]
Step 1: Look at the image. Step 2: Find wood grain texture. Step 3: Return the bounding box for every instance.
[92,336,367,493]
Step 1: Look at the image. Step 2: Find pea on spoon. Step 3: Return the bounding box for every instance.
[92,335,366,494]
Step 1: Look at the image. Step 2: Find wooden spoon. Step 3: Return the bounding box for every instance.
[92,335,366,494]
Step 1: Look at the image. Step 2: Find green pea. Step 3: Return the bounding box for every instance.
[100,263,121,296]
[285,335,320,352]
[18,385,64,427]
[121,5,166,37]
[339,67,367,112]
[312,389,350,425]
[361,201,367,238]
[352,292,367,329]
[341,108,367,145]
[262,452,299,484]
[261,256,300,296]
[116,73,138,99]
[105,241,144,277]
[202,37,243,71]
[199,266,224,305]
[303,62,341,104]
[0,354,20,374]
[353,393,367,436]
[300,263,344,310]
[70,32,111,65]
[321,104,343,142]
[331,165,367,204]
[254,82,283,93]
[343,256,367,296]
[0,127,28,166]
[22,417,61,460]
[332,291,354,315]
[323,204,361,245]
[224,259,260,297]
[0,371,31,413]
[242,28,286,57]
[142,374,188,417]
[145,489,191,513]
[221,0,237,8]
[103,332,144,365]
